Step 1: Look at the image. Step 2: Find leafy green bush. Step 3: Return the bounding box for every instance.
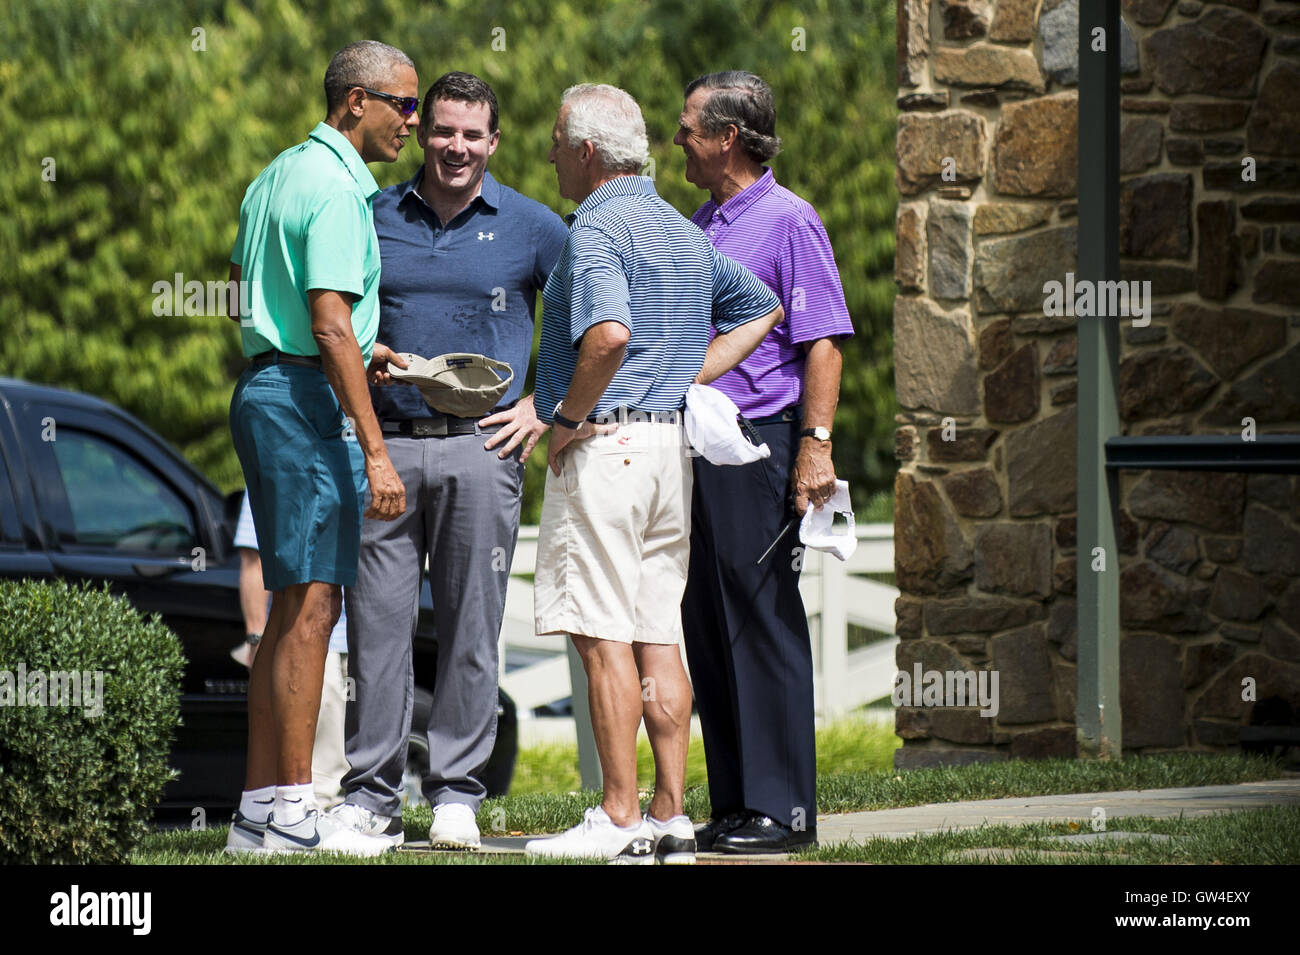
[0,580,184,864]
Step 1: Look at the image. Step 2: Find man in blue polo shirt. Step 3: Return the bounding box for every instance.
[328,72,568,851]
[524,84,783,864]
[224,40,413,857]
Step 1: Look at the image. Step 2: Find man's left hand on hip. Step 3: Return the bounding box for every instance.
[481,393,549,464]
[547,418,617,476]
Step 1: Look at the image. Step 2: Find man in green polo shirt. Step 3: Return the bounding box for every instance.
[223,40,415,856]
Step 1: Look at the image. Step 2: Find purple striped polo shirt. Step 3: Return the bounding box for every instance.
[690,167,854,418]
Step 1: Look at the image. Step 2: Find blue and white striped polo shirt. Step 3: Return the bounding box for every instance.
[535,175,779,422]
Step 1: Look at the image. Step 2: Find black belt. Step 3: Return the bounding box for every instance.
[588,406,683,425]
[749,405,799,426]
[250,350,323,370]
[381,415,498,437]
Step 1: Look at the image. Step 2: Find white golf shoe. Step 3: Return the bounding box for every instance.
[524,806,655,864]
[428,802,482,850]
[262,808,394,857]
[328,801,405,849]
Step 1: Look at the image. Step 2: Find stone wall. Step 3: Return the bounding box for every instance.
[891,0,1300,768]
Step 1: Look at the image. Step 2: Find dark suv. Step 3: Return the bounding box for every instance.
[0,377,516,810]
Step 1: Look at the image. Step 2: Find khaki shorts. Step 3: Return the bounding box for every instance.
[534,421,692,645]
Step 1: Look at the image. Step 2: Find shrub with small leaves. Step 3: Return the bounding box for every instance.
[0,579,184,864]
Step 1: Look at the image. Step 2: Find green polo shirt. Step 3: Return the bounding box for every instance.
[231,122,382,363]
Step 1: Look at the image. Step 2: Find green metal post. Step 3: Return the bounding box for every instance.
[1076,0,1123,759]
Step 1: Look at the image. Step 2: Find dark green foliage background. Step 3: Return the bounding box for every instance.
[1,0,898,521]
[0,580,184,864]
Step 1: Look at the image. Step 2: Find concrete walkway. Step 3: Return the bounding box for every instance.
[400,776,1300,860]
[816,777,1300,845]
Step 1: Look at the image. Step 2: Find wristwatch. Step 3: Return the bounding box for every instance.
[801,426,832,442]
[552,401,583,431]
[246,632,263,647]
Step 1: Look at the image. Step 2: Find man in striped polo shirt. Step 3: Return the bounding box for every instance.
[526,84,783,864]
[674,71,854,854]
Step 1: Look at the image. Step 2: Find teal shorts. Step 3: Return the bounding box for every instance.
[229,363,367,591]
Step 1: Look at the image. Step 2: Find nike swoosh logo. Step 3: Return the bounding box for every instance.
[269,824,320,848]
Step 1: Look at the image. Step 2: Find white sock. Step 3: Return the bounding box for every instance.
[238,785,275,823]
[273,783,315,826]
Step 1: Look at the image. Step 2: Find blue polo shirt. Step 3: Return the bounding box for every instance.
[535,176,779,422]
[370,169,569,420]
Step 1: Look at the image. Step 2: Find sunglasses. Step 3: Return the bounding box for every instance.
[359,87,419,117]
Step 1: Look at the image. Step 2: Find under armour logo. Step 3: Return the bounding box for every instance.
[630,838,653,854]
[478,231,494,241]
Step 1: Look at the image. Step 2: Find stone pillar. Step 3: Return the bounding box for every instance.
[892,0,1300,768]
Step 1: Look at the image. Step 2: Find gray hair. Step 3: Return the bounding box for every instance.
[683,71,782,163]
[324,41,415,112]
[560,84,649,173]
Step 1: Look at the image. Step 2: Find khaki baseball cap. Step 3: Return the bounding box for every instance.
[387,353,515,418]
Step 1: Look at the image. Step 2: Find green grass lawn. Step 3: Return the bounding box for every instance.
[132,744,1289,863]
[797,805,1300,865]
[478,749,1284,839]
[509,713,900,796]
[133,826,597,864]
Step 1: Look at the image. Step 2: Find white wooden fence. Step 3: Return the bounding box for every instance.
[498,523,899,722]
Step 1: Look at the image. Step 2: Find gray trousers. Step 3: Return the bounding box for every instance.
[343,431,523,816]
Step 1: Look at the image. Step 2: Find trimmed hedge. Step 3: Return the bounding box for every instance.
[0,580,184,864]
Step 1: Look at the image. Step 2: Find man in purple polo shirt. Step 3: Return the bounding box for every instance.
[674,70,854,854]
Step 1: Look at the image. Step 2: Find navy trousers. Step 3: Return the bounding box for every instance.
[682,418,817,828]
